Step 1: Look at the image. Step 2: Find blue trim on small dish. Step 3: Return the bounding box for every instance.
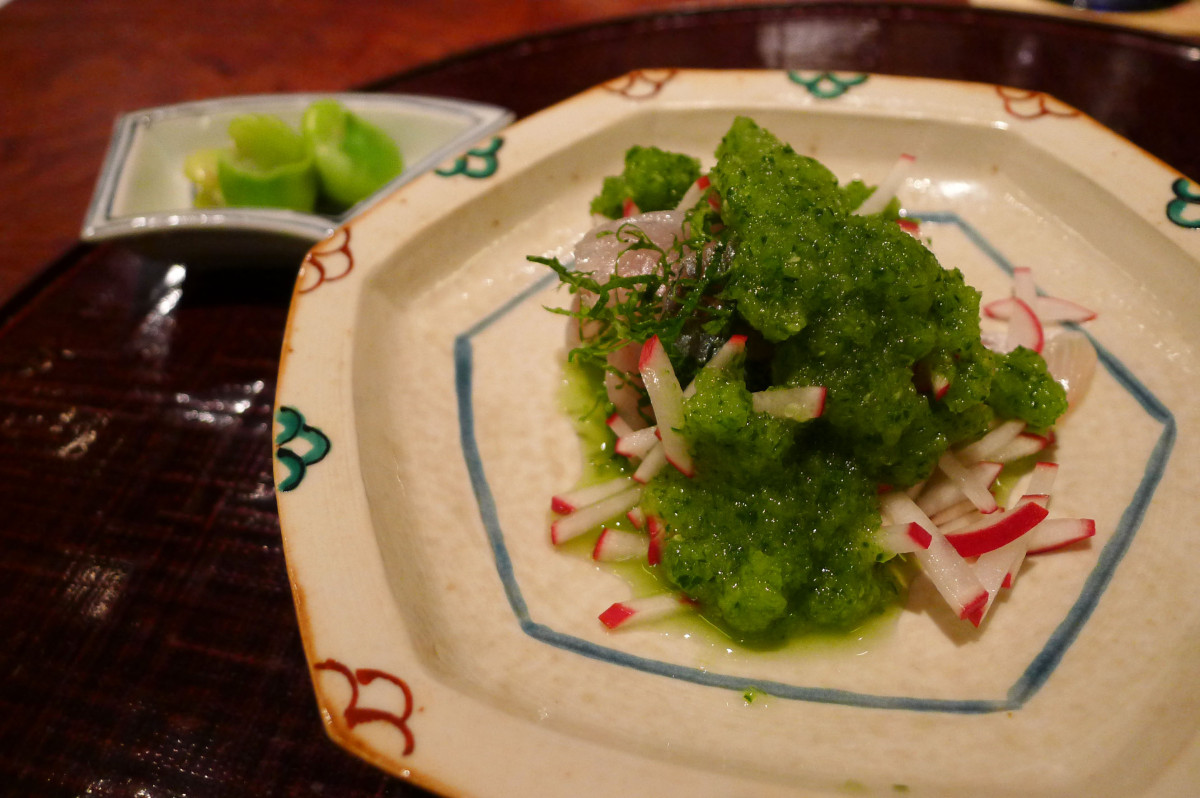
[454,214,1175,713]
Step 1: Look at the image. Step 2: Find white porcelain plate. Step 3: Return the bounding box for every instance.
[272,70,1200,798]
[82,92,512,244]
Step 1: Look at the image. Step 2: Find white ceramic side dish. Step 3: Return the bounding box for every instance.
[272,70,1200,797]
[82,92,513,244]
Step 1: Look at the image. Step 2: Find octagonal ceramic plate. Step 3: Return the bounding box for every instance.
[272,70,1200,798]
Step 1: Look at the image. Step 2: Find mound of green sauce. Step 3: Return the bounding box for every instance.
[553,117,1066,641]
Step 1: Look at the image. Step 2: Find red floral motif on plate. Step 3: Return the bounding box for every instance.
[299,227,354,294]
[315,657,415,756]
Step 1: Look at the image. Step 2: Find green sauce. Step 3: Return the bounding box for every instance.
[545,117,1066,642]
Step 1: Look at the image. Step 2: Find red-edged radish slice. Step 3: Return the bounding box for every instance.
[881,492,989,626]
[1002,297,1044,354]
[917,461,1003,517]
[682,334,748,399]
[672,174,716,212]
[984,296,1098,324]
[606,411,635,440]
[639,336,694,476]
[878,521,933,554]
[853,153,916,216]
[1025,461,1059,497]
[551,476,636,515]
[1035,296,1097,323]
[647,515,667,566]
[633,442,667,483]
[1012,267,1037,307]
[937,453,998,514]
[592,527,649,562]
[1041,330,1098,411]
[606,369,649,431]
[931,372,951,401]
[930,499,978,528]
[973,536,1030,619]
[1025,518,1096,554]
[957,419,1026,463]
[599,593,689,629]
[626,505,646,530]
[943,499,1049,558]
[550,485,643,545]
[750,385,826,421]
[622,197,640,217]
[992,432,1054,464]
[897,217,920,237]
[615,426,658,459]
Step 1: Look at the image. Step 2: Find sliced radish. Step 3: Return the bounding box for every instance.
[551,476,636,515]
[992,432,1053,464]
[937,453,999,514]
[973,536,1030,619]
[1012,267,1037,308]
[897,217,920,237]
[984,296,1098,324]
[931,371,951,400]
[638,336,694,476]
[877,521,933,554]
[1002,297,1044,354]
[615,426,659,459]
[647,515,667,566]
[682,334,747,399]
[592,527,649,562]
[853,153,915,216]
[1025,461,1059,497]
[916,461,1003,517]
[599,593,689,629]
[1025,518,1096,554]
[626,505,646,530]
[956,419,1026,463]
[622,197,640,217]
[632,442,667,483]
[943,499,1049,558]
[750,385,826,421]
[1041,330,1098,411]
[929,499,979,528]
[550,485,643,545]
[606,411,635,440]
[605,369,648,431]
[881,492,989,626]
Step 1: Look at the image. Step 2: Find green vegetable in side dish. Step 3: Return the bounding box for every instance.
[183,100,404,214]
[216,113,317,212]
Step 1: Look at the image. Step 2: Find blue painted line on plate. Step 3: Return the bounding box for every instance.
[455,212,1174,713]
[454,334,533,623]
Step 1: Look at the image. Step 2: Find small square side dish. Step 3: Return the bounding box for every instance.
[82,92,513,253]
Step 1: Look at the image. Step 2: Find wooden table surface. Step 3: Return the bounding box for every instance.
[0,0,800,307]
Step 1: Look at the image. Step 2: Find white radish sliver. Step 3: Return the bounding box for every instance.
[937,453,998,514]
[633,442,668,483]
[880,493,988,624]
[957,419,1026,463]
[853,153,915,216]
[551,486,644,544]
[552,476,636,514]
